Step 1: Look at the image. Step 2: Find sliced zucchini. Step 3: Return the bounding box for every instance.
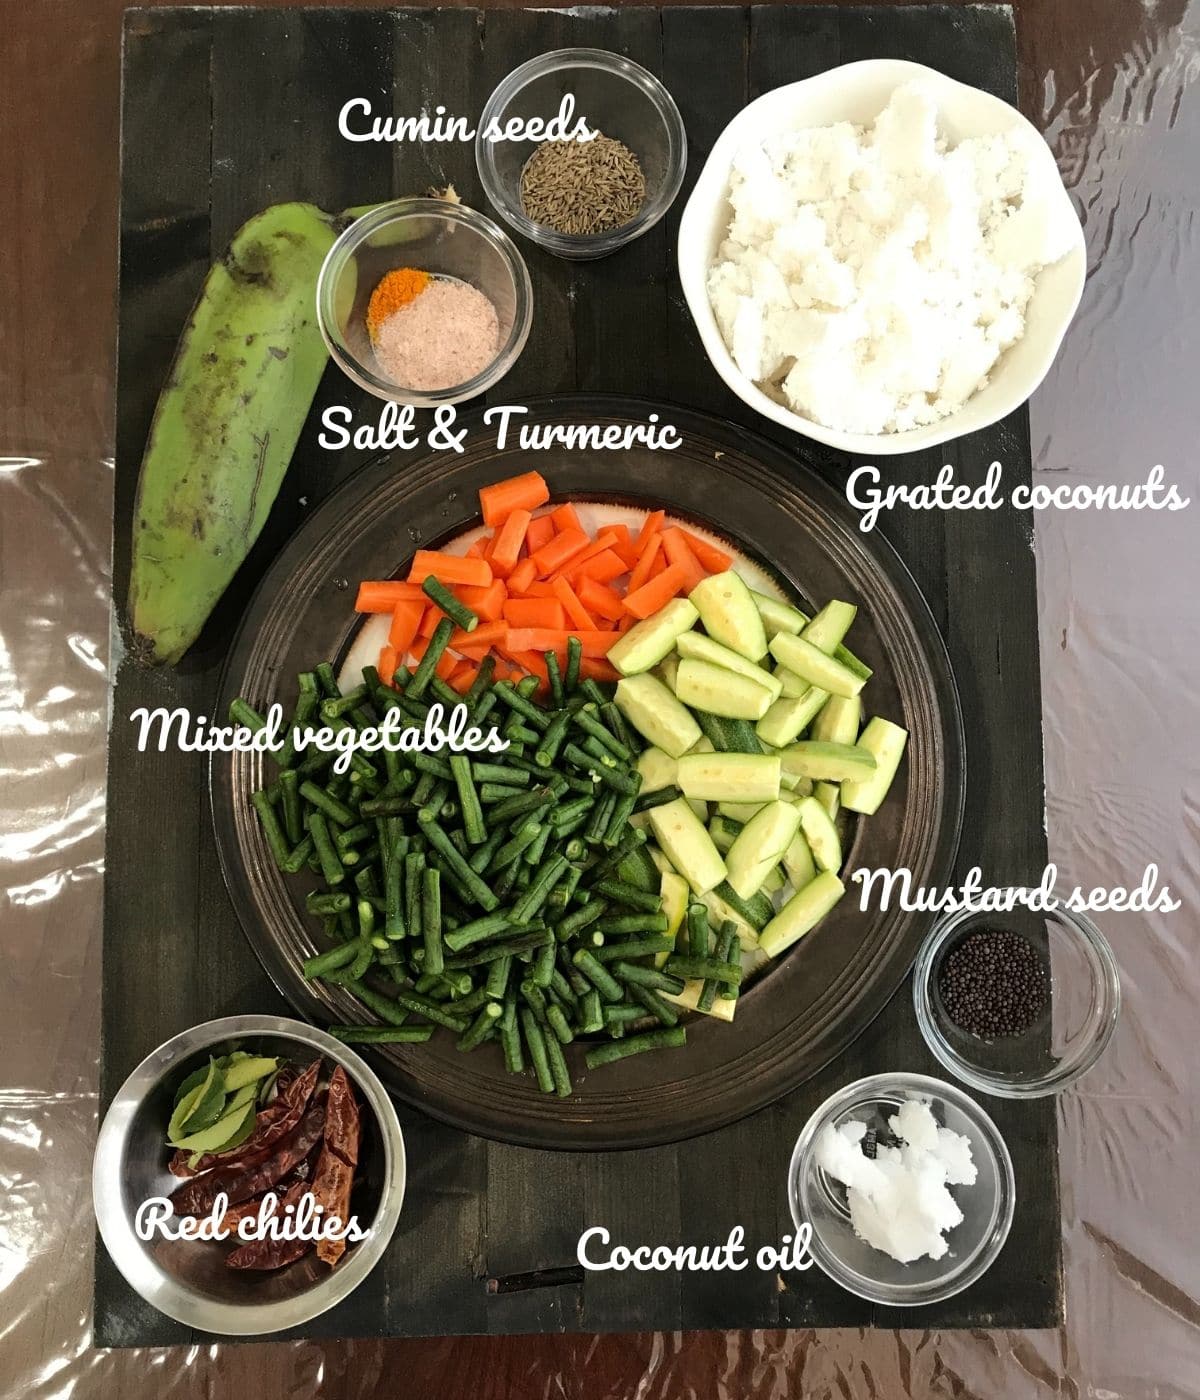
[840,716,908,815]
[657,870,690,967]
[689,571,768,661]
[781,740,877,783]
[814,780,840,820]
[675,631,783,701]
[756,687,830,747]
[811,694,861,746]
[676,752,781,804]
[701,887,760,950]
[615,673,702,759]
[607,598,699,675]
[725,800,802,899]
[751,589,808,638]
[636,746,678,793]
[675,658,774,720]
[655,650,681,693]
[708,814,744,853]
[801,600,857,654]
[663,978,737,1022]
[769,634,866,699]
[759,872,846,957]
[648,798,727,895]
[781,830,817,889]
[717,799,768,822]
[796,795,842,873]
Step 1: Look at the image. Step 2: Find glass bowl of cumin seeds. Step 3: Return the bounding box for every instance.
[913,898,1121,1098]
[477,49,687,260]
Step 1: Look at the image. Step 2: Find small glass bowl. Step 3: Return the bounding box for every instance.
[788,1073,1015,1306]
[476,48,687,260]
[913,899,1121,1098]
[316,198,533,405]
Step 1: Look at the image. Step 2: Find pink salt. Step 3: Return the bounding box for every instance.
[372,277,500,392]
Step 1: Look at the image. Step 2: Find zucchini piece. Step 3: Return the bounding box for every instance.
[814,781,840,820]
[657,870,690,967]
[648,798,727,895]
[760,864,786,896]
[776,666,814,699]
[781,740,877,783]
[636,746,678,793]
[607,598,699,676]
[615,673,702,759]
[840,717,908,815]
[769,634,866,699]
[663,977,737,1022]
[781,830,817,889]
[701,888,760,950]
[725,800,802,899]
[756,687,830,747]
[713,880,773,931]
[676,752,781,804]
[750,589,808,638]
[811,694,861,746]
[759,871,846,957]
[800,600,857,654]
[796,795,842,873]
[708,814,744,853]
[675,659,774,721]
[675,632,783,700]
[717,800,767,822]
[655,650,681,692]
[689,571,768,661]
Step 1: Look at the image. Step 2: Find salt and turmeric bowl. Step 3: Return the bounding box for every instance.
[317,198,533,406]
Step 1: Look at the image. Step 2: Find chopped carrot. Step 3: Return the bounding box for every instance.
[378,644,399,688]
[465,538,488,559]
[661,529,707,593]
[479,470,550,528]
[448,666,479,695]
[387,600,424,656]
[507,557,537,595]
[627,533,662,594]
[407,551,492,588]
[676,528,733,573]
[579,656,621,683]
[551,503,582,534]
[577,576,626,622]
[636,509,665,545]
[648,548,670,578]
[505,629,620,657]
[531,528,589,577]
[616,615,636,633]
[623,562,689,618]
[507,651,550,687]
[522,579,558,598]
[356,580,426,613]
[418,605,441,640]
[490,508,531,578]
[574,549,626,585]
[607,524,639,568]
[435,651,459,681]
[504,598,566,629]
[450,619,508,655]
[558,529,621,579]
[456,579,507,622]
[525,514,556,554]
[551,577,597,631]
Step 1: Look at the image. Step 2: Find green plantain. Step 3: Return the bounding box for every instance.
[128,201,356,665]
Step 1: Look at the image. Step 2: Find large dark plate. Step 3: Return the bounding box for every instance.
[212,396,964,1149]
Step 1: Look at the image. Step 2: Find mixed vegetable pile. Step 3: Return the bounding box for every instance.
[167,1055,362,1272]
[238,474,908,1093]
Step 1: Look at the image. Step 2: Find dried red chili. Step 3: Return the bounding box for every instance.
[311,1067,362,1268]
[225,1179,315,1272]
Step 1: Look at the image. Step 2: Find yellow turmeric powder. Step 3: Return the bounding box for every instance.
[367,267,432,339]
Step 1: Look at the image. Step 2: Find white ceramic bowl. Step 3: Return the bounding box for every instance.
[677,59,1086,456]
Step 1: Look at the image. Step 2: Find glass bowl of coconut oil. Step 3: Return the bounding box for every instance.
[476,49,687,260]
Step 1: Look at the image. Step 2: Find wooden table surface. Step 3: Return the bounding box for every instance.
[6,0,1197,1395]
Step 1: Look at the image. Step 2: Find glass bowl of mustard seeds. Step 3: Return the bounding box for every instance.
[476,49,687,260]
[913,897,1121,1098]
[316,199,533,405]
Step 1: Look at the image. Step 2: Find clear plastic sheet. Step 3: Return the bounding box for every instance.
[2,0,1197,1394]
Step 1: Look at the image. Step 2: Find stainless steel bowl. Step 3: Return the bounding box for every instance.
[93,1015,406,1336]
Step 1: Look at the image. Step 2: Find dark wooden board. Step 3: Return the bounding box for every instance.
[101,3,1060,1345]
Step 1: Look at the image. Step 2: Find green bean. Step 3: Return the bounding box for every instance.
[602,790,639,847]
[488,819,543,872]
[487,786,555,828]
[404,852,424,942]
[443,927,552,968]
[335,822,373,853]
[457,1002,502,1051]
[534,710,572,766]
[465,655,496,706]
[579,989,604,1034]
[279,685,320,768]
[422,576,478,632]
[593,935,674,964]
[687,902,711,960]
[593,879,663,914]
[444,913,520,954]
[320,684,369,720]
[545,1003,574,1046]
[447,754,486,845]
[632,784,682,813]
[565,636,583,691]
[612,961,685,996]
[572,947,624,1003]
[417,811,499,910]
[627,982,680,1027]
[408,617,455,700]
[556,900,606,941]
[586,826,647,881]
[251,789,292,869]
[720,921,742,1001]
[230,697,267,732]
[602,1002,645,1026]
[412,751,453,782]
[306,891,352,916]
[302,941,359,980]
[485,954,513,1000]
[548,796,593,832]
[543,1028,572,1097]
[277,769,303,844]
[472,762,530,787]
[512,853,570,923]
[597,913,669,937]
[545,649,565,708]
[391,989,469,1032]
[329,1025,434,1044]
[586,789,617,844]
[345,979,411,1026]
[492,681,551,732]
[500,1015,524,1073]
[306,811,344,885]
[531,940,557,989]
[571,705,632,761]
[664,955,743,985]
[520,1009,554,1094]
[282,834,315,874]
[421,866,444,976]
[700,922,737,1013]
[585,1026,686,1069]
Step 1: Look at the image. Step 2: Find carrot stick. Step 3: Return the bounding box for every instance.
[551,577,597,631]
[578,656,621,683]
[489,508,531,578]
[623,562,689,618]
[449,619,509,654]
[356,580,426,613]
[636,509,665,545]
[503,598,566,629]
[507,651,550,687]
[574,549,626,585]
[557,529,621,579]
[507,557,537,595]
[378,644,399,688]
[418,604,442,641]
[407,551,492,588]
[465,538,488,559]
[551,503,582,534]
[522,580,558,598]
[626,534,662,594]
[447,662,479,695]
[661,529,707,593]
[456,579,507,622]
[479,470,549,528]
[577,576,626,622]
[531,528,589,577]
[524,514,556,554]
[676,528,733,574]
[504,628,620,657]
[387,600,424,656]
[607,524,639,568]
